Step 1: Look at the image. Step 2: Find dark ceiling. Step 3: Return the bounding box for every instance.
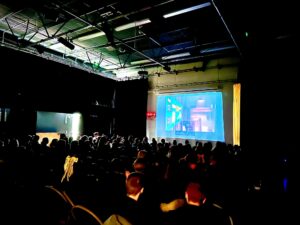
[0,0,296,80]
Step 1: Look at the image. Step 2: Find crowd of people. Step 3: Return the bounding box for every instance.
[0,132,288,225]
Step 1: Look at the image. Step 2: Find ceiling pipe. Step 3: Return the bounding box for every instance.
[105,50,237,72]
[58,6,167,68]
[138,30,170,53]
[117,39,232,58]
[86,34,146,49]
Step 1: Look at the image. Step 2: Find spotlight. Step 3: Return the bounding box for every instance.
[58,37,75,50]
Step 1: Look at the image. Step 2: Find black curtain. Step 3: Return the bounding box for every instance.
[113,79,148,138]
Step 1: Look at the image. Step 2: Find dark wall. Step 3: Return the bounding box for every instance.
[1,47,149,138]
[114,79,148,138]
[240,34,299,151]
[238,33,299,194]
[0,46,115,136]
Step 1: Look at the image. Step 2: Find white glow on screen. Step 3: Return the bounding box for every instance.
[156,91,224,141]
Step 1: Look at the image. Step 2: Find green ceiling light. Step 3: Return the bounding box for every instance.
[245,32,249,37]
[115,18,151,31]
[92,62,100,69]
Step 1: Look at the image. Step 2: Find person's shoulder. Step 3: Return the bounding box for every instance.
[104,214,133,225]
[205,202,234,225]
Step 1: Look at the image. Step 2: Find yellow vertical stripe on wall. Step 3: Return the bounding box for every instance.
[233,83,241,146]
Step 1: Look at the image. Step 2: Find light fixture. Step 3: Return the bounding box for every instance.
[162,52,190,60]
[77,32,105,41]
[102,64,119,70]
[163,2,211,18]
[200,45,235,54]
[115,18,151,31]
[130,59,152,65]
[58,37,75,50]
[77,19,150,41]
[77,21,112,41]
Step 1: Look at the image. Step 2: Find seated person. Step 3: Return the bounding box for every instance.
[113,172,146,225]
[111,171,161,225]
[164,181,233,225]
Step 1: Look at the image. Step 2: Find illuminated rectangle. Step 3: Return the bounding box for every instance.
[115,19,151,31]
[162,52,190,60]
[163,2,211,18]
[131,59,152,65]
[156,91,225,141]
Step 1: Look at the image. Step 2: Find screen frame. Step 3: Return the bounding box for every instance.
[155,90,225,142]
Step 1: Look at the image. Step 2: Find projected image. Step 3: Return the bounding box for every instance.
[36,111,82,140]
[156,92,224,141]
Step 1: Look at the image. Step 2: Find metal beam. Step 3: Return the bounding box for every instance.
[52,20,68,36]
[38,12,50,37]
[211,0,242,57]
[23,2,118,39]
[138,30,169,53]
[22,19,29,39]
[0,39,118,80]
[0,8,24,22]
[108,0,175,22]
[84,34,146,49]
[4,18,20,46]
[25,25,87,46]
[59,6,167,68]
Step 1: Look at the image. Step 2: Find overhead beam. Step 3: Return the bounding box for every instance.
[85,34,146,49]
[0,8,24,22]
[58,6,167,68]
[4,18,19,46]
[211,0,242,57]
[23,2,118,39]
